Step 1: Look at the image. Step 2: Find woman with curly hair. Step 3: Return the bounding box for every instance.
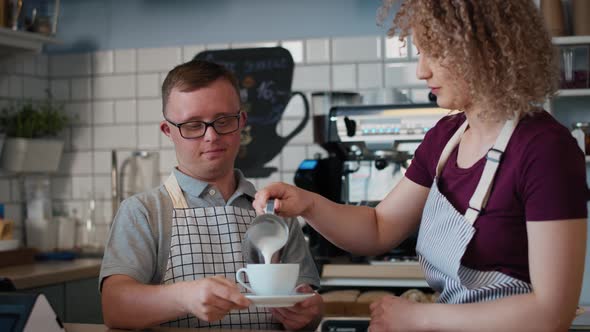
[255,0,588,330]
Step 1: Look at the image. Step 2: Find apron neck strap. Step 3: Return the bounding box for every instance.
[464,118,517,224]
[435,120,469,177]
[164,172,189,209]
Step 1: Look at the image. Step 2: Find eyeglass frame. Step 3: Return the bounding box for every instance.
[165,111,243,139]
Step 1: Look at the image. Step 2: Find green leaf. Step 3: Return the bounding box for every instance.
[0,100,69,138]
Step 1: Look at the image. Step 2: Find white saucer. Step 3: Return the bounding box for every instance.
[246,293,314,308]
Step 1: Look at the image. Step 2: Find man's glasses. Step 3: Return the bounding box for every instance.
[166,112,241,139]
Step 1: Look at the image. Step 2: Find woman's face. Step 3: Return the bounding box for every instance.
[413,34,471,110]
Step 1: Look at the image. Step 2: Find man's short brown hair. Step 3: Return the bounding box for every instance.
[161,59,240,115]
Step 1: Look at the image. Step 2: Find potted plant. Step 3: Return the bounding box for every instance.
[0,100,68,173]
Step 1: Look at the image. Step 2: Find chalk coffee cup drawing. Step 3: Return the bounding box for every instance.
[195,47,310,178]
[236,263,299,296]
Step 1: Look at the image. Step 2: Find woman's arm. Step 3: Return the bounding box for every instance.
[254,177,430,256]
[370,218,587,332]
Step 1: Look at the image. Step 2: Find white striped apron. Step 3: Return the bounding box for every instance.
[161,173,279,329]
[416,118,533,304]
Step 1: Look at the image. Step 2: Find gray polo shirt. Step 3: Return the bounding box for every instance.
[99,168,320,291]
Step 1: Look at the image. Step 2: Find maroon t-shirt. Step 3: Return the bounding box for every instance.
[406,111,588,283]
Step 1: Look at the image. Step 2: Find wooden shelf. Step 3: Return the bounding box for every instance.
[557,89,590,97]
[553,35,590,45]
[0,27,59,54]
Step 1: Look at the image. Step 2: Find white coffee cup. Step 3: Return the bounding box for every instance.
[236,263,299,296]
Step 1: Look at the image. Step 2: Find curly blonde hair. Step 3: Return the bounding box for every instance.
[379,0,559,121]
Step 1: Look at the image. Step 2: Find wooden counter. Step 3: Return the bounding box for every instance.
[0,258,102,289]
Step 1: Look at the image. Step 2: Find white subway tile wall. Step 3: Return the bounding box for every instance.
[9,75,23,98]
[50,54,91,78]
[114,49,137,73]
[280,41,304,64]
[292,65,331,91]
[93,75,136,99]
[23,77,48,99]
[0,76,9,97]
[71,78,91,100]
[137,47,182,72]
[331,36,382,63]
[183,45,206,63]
[305,39,330,63]
[92,51,114,75]
[21,55,37,76]
[51,79,70,100]
[114,99,137,124]
[137,74,160,98]
[92,101,115,124]
[332,64,357,90]
[0,35,427,241]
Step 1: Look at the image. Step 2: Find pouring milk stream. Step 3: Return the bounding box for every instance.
[245,201,289,264]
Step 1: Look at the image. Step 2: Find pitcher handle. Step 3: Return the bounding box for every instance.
[282,91,310,143]
[236,268,255,294]
[265,201,275,215]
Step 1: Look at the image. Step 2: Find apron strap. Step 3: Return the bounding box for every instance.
[464,119,517,224]
[164,172,189,209]
[436,120,469,177]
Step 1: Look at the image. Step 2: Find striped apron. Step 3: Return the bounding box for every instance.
[416,118,533,304]
[161,173,279,329]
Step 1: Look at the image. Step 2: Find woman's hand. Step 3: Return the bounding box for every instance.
[253,182,316,219]
[369,295,422,332]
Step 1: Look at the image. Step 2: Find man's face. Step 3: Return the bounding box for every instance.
[160,78,244,181]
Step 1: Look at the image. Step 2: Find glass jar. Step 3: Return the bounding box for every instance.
[571,122,590,155]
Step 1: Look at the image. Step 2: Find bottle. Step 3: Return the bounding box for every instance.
[572,122,590,155]
[541,0,565,36]
[77,198,98,254]
[54,206,75,251]
[0,203,13,241]
[572,0,590,36]
[25,176,55,251]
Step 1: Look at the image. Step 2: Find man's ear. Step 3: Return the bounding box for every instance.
[240,111,248,129]
[160,120,171,137]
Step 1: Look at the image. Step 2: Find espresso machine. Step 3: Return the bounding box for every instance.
[295,104,448,266]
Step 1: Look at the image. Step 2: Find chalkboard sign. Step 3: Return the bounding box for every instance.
[194,47,310,178]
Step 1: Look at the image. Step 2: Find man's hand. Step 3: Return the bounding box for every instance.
[176,276,251,322]
[270,284,323,330]
[369,295,420,332]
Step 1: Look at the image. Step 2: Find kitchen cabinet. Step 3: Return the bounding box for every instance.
[0,258,103,323]
[23,277,102,324]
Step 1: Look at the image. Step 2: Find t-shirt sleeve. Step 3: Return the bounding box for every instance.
[99,196,158,292]
[280,217,321,289]
[521,130,589,221]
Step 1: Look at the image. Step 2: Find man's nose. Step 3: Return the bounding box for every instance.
[203,125,220,141]
[416,55,432,80]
